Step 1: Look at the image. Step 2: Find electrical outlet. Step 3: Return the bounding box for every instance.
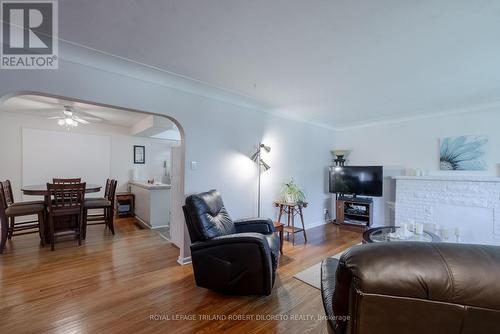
[324,209,330,222]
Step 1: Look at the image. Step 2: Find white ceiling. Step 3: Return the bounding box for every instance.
[58,0,500,127]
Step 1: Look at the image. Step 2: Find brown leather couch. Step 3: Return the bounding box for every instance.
[321,242,500,334]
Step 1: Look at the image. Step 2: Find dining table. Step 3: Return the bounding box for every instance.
[21,184,102,196]
[21,183,102,243]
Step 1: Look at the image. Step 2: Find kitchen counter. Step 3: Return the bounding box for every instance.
[129,181,171,190]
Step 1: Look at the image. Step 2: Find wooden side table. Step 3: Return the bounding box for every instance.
[273,221,284,254]
[115,192,135,218]
[274,201,308,246]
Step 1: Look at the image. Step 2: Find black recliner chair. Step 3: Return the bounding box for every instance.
[183,189,280,295]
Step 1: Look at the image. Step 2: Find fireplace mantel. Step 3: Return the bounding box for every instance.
[393,175,500,183]
[394,175,500,245]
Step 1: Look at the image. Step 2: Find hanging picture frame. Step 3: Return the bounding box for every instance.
[134,145,145,164]
[439,135,488,171]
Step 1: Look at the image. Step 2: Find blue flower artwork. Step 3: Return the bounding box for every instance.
[440,136,488,171]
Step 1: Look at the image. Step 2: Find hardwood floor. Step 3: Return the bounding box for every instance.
[0,218,361,334]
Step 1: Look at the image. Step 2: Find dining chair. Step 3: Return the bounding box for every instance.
[52,178,82,184]
[0,181,45,252]
[1,180,44,207]
[83,180,117,238]
[0,180,45,240]
[52,178,83,204]
[46,182,86,251]
[0,191,8,254]
[86,179,111,203]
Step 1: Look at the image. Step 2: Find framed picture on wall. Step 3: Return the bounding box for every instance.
[439,135,488,171]
[134,145,145,164]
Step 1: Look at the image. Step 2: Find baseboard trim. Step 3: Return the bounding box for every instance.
[134,216,151,229]
[151,224,169,229]
[304,220,329,230]
[177,256,192,265]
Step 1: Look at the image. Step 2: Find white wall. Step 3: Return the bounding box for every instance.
[0,43,336,262]
[111,135,174,192]
[22,128,111,192]
[0,111,178,199]
[333,106,500,226]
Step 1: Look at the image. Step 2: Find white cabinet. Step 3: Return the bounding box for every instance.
[130,182,171,228]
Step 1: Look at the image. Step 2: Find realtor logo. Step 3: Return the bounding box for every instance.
[1,0,58,69]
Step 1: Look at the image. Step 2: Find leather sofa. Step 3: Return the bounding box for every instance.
[183,189,280,295]
[321,242,500,334]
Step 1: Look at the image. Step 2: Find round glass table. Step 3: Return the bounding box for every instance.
[363,226,441,243]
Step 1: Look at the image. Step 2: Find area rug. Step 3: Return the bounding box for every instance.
[293,243,361,289]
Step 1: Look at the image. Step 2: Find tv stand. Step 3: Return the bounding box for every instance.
[335,196,373,228]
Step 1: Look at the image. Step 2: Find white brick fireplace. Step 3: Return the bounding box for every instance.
[394,176,500,245]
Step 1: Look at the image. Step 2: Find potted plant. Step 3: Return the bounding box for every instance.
[280,178,306,204]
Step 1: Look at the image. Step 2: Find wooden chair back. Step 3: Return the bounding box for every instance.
[108,180,118,206]
[47,182,86,214]
[0,180,15,206]
[104,179,112,198]
[52,178,82,185]
[0,189,7,253]
[0,186,8,223]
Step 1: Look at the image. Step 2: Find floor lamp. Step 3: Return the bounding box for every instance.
[250,143,271,217]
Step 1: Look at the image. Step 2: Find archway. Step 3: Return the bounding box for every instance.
[0,91,187,261]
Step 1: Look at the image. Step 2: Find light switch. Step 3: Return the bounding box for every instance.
[191,161,198,170]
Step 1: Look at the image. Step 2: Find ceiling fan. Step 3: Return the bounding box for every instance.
[48,106,102,129]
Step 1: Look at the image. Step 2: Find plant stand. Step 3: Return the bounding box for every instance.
[274,201,308,246]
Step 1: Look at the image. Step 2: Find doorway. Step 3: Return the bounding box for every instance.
[0,92,186,250]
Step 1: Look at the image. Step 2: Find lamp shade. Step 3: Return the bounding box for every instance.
[260,159,270,171]
[250,150,260,162]
[260,144,271,153]
[250,143,271,163]
[331,149,351,158]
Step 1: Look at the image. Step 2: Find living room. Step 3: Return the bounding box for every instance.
[0,1,499,333]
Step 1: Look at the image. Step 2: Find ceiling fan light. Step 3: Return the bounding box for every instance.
[65,118,72,125]
[58,119,65,126]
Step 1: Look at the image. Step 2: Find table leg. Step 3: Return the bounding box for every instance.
[279,228,283,254]
[277,205,284,222]
[299,206,307,243]
[44,195,50,244]
[37,212,45,247]
[291,207,295,246]
[287,207,291,241]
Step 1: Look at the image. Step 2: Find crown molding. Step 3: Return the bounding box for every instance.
[56,40,498,133]
[333,100,500,131]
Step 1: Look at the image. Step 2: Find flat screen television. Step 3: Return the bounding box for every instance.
[329,166,383,197]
